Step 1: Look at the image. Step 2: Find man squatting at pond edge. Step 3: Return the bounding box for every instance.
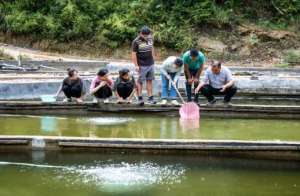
[55,68,85,103]
[195,60,237,106]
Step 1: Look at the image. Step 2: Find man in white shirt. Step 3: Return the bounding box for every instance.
[195,60,237,106]
[159,56,183,105]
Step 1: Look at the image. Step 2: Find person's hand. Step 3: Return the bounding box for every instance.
[195,85,203,94]
[188,78,193,85]
[194,78,199,83]
[99,81,107,88]
[220,85,227,92]
[173,77,179,84]
[135,66,140,72]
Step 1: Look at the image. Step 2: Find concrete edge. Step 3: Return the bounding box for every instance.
[0,135,299,150]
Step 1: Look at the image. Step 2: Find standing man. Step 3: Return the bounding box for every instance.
[183,49,205,103]
[132,26,156,105]
[195,60,237,106]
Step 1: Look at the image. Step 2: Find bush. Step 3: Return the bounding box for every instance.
[0,0,299,50]
[283,49,300,65]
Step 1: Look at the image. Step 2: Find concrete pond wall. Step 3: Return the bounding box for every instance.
[1,60,300,100]
[1,76,300,100]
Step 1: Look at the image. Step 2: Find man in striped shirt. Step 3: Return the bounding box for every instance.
[132,26,156,105]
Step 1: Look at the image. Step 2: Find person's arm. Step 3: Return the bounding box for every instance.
[195,70,209,93]
[184,63,191,79]
[132,40,139,71]
[160,68,171,80]
[90,78,107,95]
[132,52,139,72]
[55,83,63,98]
[195,55,206,81]
[152,47,155,61]
[128,89,136,101]
[195,65,204,82]
[79,79,85,99]
[220,68,234,92]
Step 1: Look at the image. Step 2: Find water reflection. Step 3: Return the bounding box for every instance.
[41,116,57,133]
[179,118,200,132]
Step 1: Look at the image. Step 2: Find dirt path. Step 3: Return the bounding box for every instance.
[0,43,120,62]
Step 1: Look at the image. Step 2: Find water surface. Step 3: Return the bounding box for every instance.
[1,114,300,141]
[0,152,299,196]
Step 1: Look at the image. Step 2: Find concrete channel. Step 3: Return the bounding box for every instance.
[0,136,300,161]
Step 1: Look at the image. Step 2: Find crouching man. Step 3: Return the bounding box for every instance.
[195,61,237,106]
[114,68,136,104]
[159,56,183,106]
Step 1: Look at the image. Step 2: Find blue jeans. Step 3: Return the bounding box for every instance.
[185,69,200,102]
[161,73,178,100]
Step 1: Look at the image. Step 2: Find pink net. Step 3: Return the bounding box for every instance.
[179,102,200,120]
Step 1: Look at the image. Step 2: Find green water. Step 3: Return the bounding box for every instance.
[0,152,299,196]
[0,114,300,141]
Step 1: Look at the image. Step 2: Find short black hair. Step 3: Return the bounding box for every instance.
[211,60,222,68]
[140,26,151,35]
[190,49,199,57]
[119,68,130,77]
[97,68,109,77]
[67,68,77,77]
[174,58,183,67]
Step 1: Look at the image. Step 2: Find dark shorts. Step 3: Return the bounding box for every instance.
[138,65,155,82]
[93,86,112,99]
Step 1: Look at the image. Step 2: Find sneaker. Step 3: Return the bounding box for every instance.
[171,100,180,106]
[206,99,217,106]
[63,98,72,102]
[138,100,144,106]
[158,99,168,105]
[223,101,232,107]
[138,97,144,106]
[103,98,110,104]
[147,97,157,104]
[93,98,98,103]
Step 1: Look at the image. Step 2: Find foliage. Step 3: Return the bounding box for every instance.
[0,0,299,50]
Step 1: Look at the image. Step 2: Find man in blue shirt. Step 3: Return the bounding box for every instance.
[183,49,205,102]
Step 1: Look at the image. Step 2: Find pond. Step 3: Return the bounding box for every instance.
[0,114,300,141]
[0,152,299,196]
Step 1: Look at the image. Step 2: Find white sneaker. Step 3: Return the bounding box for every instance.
[93,98,98,103]
[159,99,168,105]
[104,98,110,104]
[171,100,180,106]
[63,98,72,102]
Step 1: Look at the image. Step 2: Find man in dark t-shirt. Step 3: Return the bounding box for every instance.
[132,26,155,105]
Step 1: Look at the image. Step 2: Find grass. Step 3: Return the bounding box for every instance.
[283,49,300,65]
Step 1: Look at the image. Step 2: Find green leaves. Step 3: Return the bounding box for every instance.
[0,0,299,50]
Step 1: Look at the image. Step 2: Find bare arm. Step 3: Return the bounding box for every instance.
[184,63,192,79]
[55,83,63,97]
[152,47,155,61]
[128,89,136,100]
[132,52,138,67]
[90,82,107,95]
[223,79,235,88]
[195,64,204,80]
